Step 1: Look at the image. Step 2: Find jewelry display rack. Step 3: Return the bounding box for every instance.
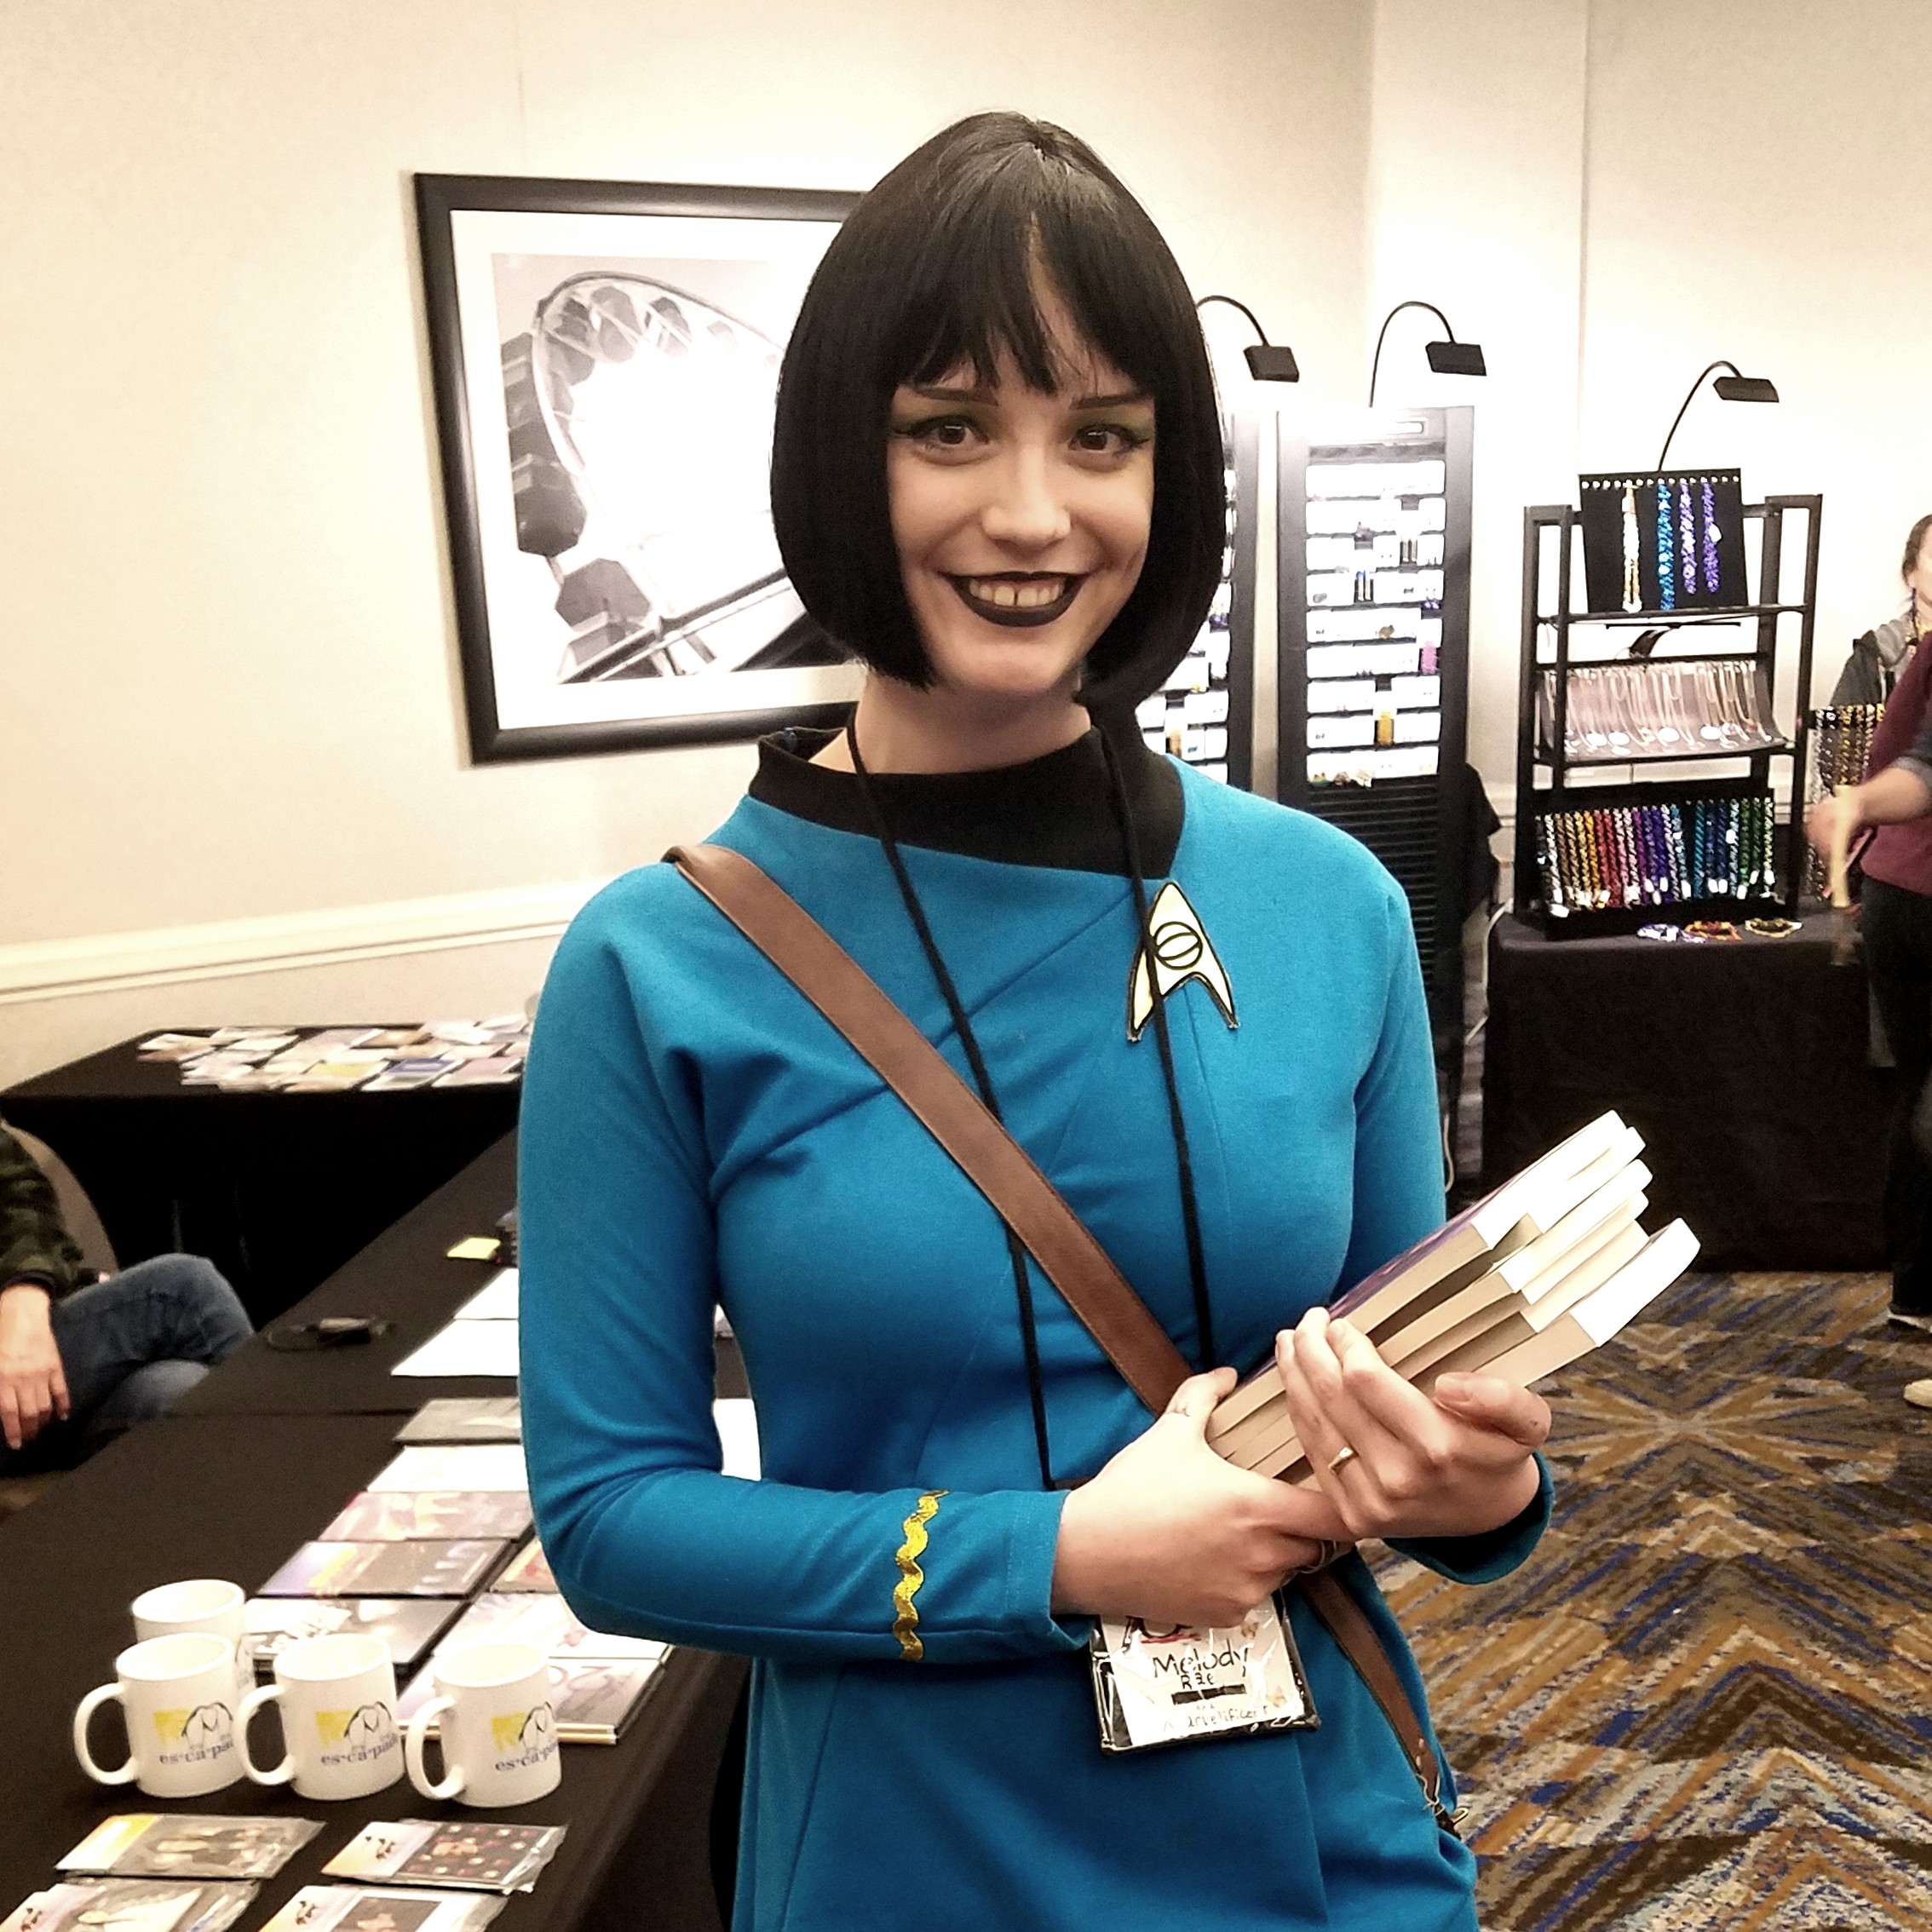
[1512,493,1821,937]
[1133,412,1257,789]
[1274,405,1474,1030]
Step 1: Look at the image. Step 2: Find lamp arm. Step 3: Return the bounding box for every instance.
[1368,300,1458,407]
[1655,360,1741,472]
[1194,294,1272,345]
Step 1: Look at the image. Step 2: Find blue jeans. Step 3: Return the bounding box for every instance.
[3,1255,252,1471]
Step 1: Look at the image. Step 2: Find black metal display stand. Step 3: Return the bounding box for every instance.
[1273,406,1474,1031]
[1512,493,1821,936]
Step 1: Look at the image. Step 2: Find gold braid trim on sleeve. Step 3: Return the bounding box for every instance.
[891,1490,949,1662]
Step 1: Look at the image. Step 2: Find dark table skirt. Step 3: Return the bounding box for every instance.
[1481,912,1890,1270]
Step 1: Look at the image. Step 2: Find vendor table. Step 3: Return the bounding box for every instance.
[0,1409,745,1926]
[2,1031,521,1325]
[2,1132,750,1925]
[1481,911,1890,1269]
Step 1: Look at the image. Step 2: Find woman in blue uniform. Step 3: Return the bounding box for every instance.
[520,112,1552,1931]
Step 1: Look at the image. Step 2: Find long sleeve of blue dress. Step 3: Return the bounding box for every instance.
[518,906,1081,1665]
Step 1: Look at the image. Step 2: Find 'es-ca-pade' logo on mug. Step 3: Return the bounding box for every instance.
[489,1701,556,1771]
[152,1702,234,1764]
[315,1701,399,1767]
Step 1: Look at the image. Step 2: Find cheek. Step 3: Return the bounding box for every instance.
[885,451,962,573]
[1088,473,1154,574]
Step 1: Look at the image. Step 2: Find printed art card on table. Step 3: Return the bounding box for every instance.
[257,1887,503,1932]
[58,1813,319,1879]
[1,1877,256,1932]
[324,1820,565,1894]
[259,1539,510,1599]
[244,1597,466,1674]
[319,1489,533,1543]
[394,1398,521,1445]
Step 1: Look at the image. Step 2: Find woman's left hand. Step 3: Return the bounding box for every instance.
[1274,1307,1549,1542]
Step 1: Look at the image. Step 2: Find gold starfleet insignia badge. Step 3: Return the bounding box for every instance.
[1127,881,1236,1041]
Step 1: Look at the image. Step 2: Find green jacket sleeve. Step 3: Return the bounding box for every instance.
[0,1122,85,1301]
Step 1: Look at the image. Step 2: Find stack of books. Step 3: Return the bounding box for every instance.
[1208,1112,1697,1481]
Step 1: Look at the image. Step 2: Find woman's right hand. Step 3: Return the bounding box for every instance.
[1049,1368,1351,1628]
[1806,786,1863,860]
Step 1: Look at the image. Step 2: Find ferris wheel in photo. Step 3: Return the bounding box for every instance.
[502,270,837,683]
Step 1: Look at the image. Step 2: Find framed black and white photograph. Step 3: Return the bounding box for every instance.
[416,173,864,763]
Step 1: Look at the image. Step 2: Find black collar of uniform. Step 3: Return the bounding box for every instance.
[750,722,1182,877]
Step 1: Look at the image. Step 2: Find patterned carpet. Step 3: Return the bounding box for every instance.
[1371,1268,1932,1930]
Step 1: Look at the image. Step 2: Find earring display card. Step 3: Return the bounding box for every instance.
[1578,470,1747,615]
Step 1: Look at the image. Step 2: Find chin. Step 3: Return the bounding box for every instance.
[933,645,1090,709]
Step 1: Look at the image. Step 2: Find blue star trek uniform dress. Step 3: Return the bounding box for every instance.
[519,730,1550,1931]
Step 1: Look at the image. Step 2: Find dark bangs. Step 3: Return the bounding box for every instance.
[771,112,1225,708]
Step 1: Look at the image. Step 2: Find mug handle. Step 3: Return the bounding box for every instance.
[236,1682,295,1785]
[405,1697,463,1801]
[72,1682,138,1785]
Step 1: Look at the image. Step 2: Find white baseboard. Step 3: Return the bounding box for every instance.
[0,880,610,1006]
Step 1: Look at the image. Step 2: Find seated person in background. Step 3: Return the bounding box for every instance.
[0,1120,252,1468]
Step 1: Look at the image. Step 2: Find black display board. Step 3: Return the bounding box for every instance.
[1578,469,1747,615]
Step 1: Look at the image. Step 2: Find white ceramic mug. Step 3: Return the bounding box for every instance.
[405,1640,561,1808]
[132,1578,248,1667]
[73,1631,242,1797]
[236,1633,402,1801]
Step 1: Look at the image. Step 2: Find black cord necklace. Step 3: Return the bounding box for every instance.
[843,713,1216,1490]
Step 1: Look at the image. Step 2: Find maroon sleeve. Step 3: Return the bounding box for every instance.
[1866,637,1930,779]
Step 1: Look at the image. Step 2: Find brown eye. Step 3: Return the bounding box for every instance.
[1072,422,1149,456]
[892,412,985,451]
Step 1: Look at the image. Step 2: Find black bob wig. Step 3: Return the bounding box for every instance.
[770,112,1226,712]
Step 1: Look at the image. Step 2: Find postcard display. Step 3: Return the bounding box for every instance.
[1513,488,1823,935]
[1274,408,1474,1027]
[1132,414,1258,788]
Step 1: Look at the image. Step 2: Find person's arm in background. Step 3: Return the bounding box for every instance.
[0,1124,82,1449]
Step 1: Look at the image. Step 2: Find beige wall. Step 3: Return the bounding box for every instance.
[10,0,1927,1089]
[0,0,1372,1084]
[1366,0,1932,831]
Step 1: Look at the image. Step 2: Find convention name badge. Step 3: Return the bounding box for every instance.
[1089,1592,1318,1752]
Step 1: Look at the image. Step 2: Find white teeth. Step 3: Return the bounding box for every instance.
[966,577,1067,610]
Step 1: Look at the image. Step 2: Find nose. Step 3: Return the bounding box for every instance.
[979,443,1072,552]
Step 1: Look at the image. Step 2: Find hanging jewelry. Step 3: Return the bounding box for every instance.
[1622,483,1642,612]
[1656,480,1677,611]
[1700,479,1721,596]
[1678,480,1697,605]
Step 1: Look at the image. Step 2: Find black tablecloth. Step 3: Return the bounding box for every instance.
[1482,912,1891,1269]
[3,1032,520,1325]
[173,1132,746,1417]
[0,1410,745,1923]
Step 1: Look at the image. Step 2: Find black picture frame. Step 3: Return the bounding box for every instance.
[414,173,864,764]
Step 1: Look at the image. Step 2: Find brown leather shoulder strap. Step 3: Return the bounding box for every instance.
[1299,1568,1456,1831]
[671,842,1192,1414]
[670,841,1453,1831]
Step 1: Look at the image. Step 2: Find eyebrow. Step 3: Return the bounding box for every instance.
[905,383,1153,409]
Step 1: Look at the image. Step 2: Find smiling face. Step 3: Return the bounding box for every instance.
[885,284,1155,716]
